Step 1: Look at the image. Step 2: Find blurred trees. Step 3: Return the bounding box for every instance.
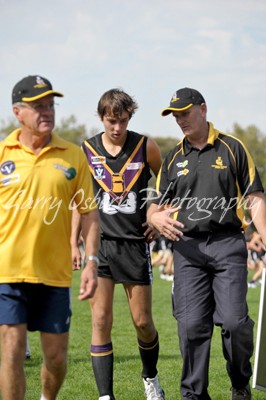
[153,136,180,159]
[0,115,98,146]
[54,115,99,146]
[0,116,265,188]
[232,123,266,189]
[0,118,19,141]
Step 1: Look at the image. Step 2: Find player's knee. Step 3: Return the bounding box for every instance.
[134,316,154,333]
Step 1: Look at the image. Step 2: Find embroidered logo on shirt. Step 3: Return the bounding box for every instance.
[93,166,105,180]
[177,168,189,177]
[53,164,76,180]
[176,160,189,177]
[176,160,188,168]
[211,157,227,169]
[0,160,16,175]
[0,174,20,187]
[127,162,142,170]
[91,156,106,164]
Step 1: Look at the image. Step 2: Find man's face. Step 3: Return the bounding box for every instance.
[13,95,56,136]
[172,104,207,138]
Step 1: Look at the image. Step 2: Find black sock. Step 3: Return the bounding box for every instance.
[91,342,115,398]
[138,331,159,379]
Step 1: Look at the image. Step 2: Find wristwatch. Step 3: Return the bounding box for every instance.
[84,255,100,267]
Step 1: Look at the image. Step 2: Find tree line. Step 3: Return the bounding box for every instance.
[1,115,265,188]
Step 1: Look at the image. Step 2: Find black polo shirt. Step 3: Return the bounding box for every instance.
[155,122,264,235]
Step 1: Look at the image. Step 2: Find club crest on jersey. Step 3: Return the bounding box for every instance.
[0,161,16,175]
[211,156,227,169]
[93,166,105,180]
[91,156,106,164]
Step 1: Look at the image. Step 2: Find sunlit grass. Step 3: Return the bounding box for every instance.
[25,269,265,399]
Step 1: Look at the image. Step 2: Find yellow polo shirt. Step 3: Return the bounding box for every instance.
[0,129,97,287]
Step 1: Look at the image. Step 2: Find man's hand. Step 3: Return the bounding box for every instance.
[142,222,159,243]
[78,263,98,300]
[72,244,82,271]
[148,205,184,241]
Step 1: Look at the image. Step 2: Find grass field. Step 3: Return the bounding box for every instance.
[25,269,266,400]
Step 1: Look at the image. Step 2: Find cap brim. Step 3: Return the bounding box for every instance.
[22,90,64,102]
[161,103,193,116]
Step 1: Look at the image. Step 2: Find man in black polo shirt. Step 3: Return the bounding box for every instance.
[147,87,266,400]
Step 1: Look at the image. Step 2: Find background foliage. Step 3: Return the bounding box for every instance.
[1,116,265,189]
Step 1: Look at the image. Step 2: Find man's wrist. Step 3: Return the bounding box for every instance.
[84,255,99,267]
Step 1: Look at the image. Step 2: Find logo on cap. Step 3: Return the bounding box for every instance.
[34,76,48,89]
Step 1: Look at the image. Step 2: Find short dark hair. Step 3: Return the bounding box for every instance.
[97,88,138,120]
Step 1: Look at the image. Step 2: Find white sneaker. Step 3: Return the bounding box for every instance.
[165,274,174,282]
[143,375,165,399]
[248,281,258,288]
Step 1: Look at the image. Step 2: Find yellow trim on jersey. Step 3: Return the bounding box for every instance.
[221,133,256,184]
[84,136,145,196]
[156,166,162,194]
[208,124,256,185]
[168,145,183,170]
[217,137,236,165]
[235,180,247,231]
[120,136,144,174]
[84,141,114,177]
[207,122,219,145]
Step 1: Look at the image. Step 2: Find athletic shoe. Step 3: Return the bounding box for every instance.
[165,274,174,282]
[248,281,259,289]
[143,375,165,400]
[231,384,252,399]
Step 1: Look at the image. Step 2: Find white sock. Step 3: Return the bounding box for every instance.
[40,396,47,400]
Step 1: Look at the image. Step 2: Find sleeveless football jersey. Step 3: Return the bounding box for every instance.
[82,131,152,239]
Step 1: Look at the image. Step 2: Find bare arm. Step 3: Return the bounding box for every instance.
[71,208,82,270]
[78,209,100,300]
[247,191,266,247]
[143,138,163,242]
[146,137,162,176]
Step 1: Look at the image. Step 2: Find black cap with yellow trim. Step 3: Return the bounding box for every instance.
[161,87,205,116]
[12,75,64,104]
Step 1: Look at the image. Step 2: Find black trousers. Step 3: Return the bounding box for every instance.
[172,232,254,400]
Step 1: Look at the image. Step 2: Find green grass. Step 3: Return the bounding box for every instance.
[24,269,266,400]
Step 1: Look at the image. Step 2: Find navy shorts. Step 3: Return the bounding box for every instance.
[98,237,153,284]
[0,283,72,333]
